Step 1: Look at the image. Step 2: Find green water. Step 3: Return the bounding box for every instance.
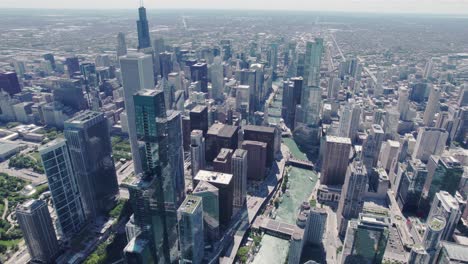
[283,138,307,160]
[252,234,290,264]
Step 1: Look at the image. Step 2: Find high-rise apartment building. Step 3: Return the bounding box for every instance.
[17,200,60,264]
[64,111,119,220]
[39,139,85,237]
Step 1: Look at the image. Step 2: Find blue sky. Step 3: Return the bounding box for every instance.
[2,0,468,14]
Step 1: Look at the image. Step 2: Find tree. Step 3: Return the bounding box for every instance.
[237,247,250,264]
[0,244,7,253]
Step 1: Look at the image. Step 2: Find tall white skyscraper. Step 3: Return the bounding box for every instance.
[120,53,155,175]
[210,56,224,101]
[423,86,441,126]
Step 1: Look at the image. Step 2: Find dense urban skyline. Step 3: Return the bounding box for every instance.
[2,0,468,14]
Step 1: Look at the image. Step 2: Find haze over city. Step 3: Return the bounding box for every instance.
[0,1,467,264]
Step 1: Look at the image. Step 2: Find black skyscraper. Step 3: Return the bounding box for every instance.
[0,72,21,95]
[137,6,151,50]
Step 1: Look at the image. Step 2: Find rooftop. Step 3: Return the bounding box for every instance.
[326,135,351,144]
[195,170,233,186]
[191,105,207,113]
[243,125,275,134]
[441,241,468,262]
[192,180,219,194]
[178,195,202,214]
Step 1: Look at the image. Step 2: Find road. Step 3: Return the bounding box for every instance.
[2,199,8,220]
[5,241,29,264]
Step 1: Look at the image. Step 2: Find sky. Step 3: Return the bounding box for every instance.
[2,0,468,14]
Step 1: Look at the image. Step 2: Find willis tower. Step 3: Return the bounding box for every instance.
[137,2,151,50]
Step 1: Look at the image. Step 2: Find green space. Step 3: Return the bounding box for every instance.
[111,136,132,162]
[108,199,131,221]
[37,127,63,144]
[0,173,27,255]
[84,233,127,264]
[8,154,44,174]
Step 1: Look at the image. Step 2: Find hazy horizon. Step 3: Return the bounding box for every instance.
[2,0,468,15]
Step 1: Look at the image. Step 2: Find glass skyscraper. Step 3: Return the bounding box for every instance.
[177,195,205,264]
[64,110,119,220]
[39,139,85,237]
[137,6,151,50]
[124,89,184,264]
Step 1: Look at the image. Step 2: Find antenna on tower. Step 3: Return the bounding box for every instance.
[140,0,144,7]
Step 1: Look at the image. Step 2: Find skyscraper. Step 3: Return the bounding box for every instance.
[194,170,233,227]
[64,111,119,220]
[412,127,448,163]
[305,207,327,245]
[337,159,368,236]
[427,191,462,241]
[116,32,127,58]
[422,215,446,263]
[166,110,186,205]
[192,181,220,243]
[340,213,390,264]
[232,149,248,208]
[65,56,80,77]
[191,130,206,178]
[16,200,60,264]
[120,53,155,175]
[213,148,233,174]
[362,124,385,170]
[177,195,205,264]
[125,89,182,263]
[137,5,151,50]
[190,105,209,136]
[0,71,21,95]
[241,140,267,181]
[39,139,86,237]
[423,86,441,126]
[190,62,208,93]
[321,136,352,185]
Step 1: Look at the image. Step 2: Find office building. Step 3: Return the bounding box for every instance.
[436,241,468,263]
[124,238,154,264]
[117,32,127,57]
[362,124,385,170]
[423,215,446,263]
[422,156,464,210]
[192,181,220,243]
[337,160,368,236]
[39,139,85,237]
[213,148,233,174]
[120,53,155,175]
[178,195,205,264]
[232,149,248,208]
[241,140,267,181]
[412,127,448,163]
[194,170,233,227]
[191,130,206,178]
[242,125,280,167]
[136,5,151,50]
[17,200,60,264]
[305,207,327,245]
[0,71,21,95]
[378,140,400,172]
[159,51,174,80]
[65,56,80,77]
[190,105,209,136]
[422,86,441,126]
[51,78,87,111]
[321,136,352,185]
[340,213,390,264]
[427,191,462,241]
[396,159,428,213]
[288,230,305,264]
[191,62,208,93]
[205,123,239,163]
[64,111,119,220]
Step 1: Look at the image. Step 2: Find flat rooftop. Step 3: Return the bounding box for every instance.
[243,125,275,134]
[195,170,233,186]
[191,105,207,113]
[326,135,351,144]
[178,195,202,214]
[66,110,102,124]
